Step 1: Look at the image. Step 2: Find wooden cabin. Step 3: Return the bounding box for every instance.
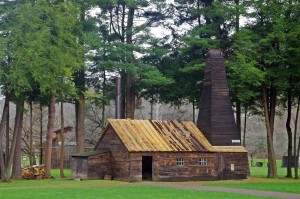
[72,119,248,181]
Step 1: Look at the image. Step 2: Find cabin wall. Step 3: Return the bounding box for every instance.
[71,152,112,180]
[217,152,249,180]
[95,128,130,181]
[129,152,219,182]
[153,152,218,181]
[71,157,88,179]
[87,152,111,180]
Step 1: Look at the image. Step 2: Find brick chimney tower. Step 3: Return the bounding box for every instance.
[197,49,240,146]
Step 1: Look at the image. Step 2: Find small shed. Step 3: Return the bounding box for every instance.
[72,119,248,181]
[71,151,111,180]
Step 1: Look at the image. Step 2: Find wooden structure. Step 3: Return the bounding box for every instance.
[72,119,248,181]
[197,49,240,146]
[51,126,75,169]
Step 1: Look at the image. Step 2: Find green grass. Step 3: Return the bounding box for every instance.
[0,160,298,198]
[0,180,274,199]
[50,169,72,178]
[200,159,300,194]
[249,160,289,177]
[203,178,300,194]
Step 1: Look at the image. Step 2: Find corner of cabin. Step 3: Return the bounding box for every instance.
[213,146,249,180]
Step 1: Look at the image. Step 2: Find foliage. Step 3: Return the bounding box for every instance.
[0,0,82,102]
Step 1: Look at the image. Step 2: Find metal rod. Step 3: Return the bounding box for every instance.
[115,76,121,119]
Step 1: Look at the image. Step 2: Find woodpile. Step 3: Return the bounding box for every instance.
[22,165,46,179]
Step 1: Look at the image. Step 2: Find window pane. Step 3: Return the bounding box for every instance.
[199,158,207,166]
[176,158,184,166]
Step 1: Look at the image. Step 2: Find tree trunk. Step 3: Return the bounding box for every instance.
[121,72,126,119]
[234,0,240,31]
[125,7,135,119]
[297,129,300,179]
[285,84,292,178]
[30,102,33,169]
[45,95,56,178]
[39,104,43,165]
[294,96,300,179]
[4,98,22,181]
[60,102,65,178]
[102,71,106,127]
[74,4,86,154]
[243,105,247,147]
[75,92,85,153]
[236,101,241,140]
[0,97,10,181]
[269,88,276,137]
[5,98,9,165]
[11,99,24,180]
[262,88,278,178]
[250,154,255,167]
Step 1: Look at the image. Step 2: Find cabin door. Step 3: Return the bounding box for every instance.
[142,156,153,181]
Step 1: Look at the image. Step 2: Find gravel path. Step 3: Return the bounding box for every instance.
[140,181,300,199]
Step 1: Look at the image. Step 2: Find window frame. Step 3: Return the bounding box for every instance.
[176,158,184,166]
[199,158,208,166]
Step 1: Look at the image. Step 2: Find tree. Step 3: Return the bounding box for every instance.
[151,0,224,114]
[283,0,300,178]
[1,0,82,178]
[0,0,34,181]
[74,1,86,154]
[0,97,10,181]
[92,0,169,119]
[294,97,300,179]
[227,0,300,178]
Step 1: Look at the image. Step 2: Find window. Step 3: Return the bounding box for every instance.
[176,158,184,166]
[199,158,207,166]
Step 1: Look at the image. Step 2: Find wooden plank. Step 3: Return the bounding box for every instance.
[133,120,160,151]
[110,120,140,151]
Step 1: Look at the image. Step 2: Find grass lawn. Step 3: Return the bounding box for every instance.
[202,177,300,194]
[200,159,300,194]
[1,160,299,198]
[0,179,274,199]
[50,169,72,178]
[250,160,289,177]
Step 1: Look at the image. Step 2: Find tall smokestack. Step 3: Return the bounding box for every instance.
[197,49,240,146]
[115,76,121,119]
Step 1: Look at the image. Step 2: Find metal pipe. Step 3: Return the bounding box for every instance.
[115,76,121,119]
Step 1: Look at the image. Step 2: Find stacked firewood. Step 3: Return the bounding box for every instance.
[22,165,46,179]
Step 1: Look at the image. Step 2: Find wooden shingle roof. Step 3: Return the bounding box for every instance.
[96,119,247,153]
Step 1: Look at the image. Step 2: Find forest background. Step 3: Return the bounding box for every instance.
[0,0,299,181]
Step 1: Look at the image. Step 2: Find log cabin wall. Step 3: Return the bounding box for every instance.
[129,152,219,182]
[87,152,111,180]
[217,152,249,180]
[95,127,130,180]
[71,157,88,179]
[153,152,218,181]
